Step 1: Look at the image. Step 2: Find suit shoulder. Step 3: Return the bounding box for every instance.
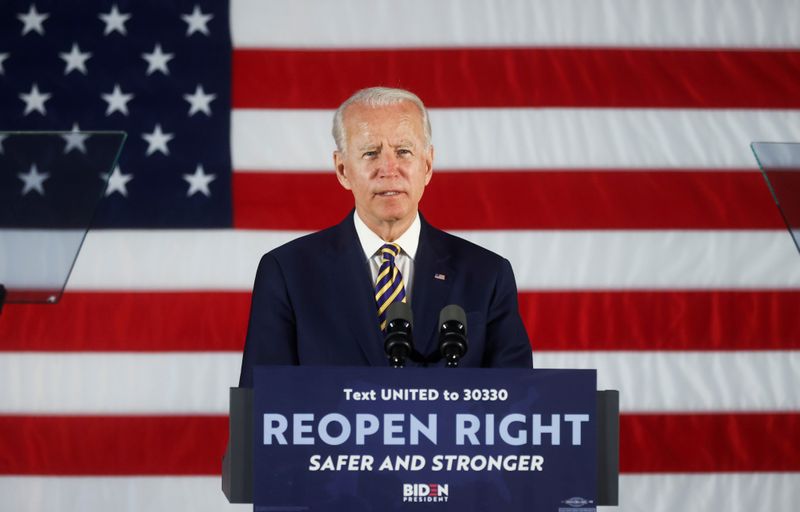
[265,224,340,262]
[428,225,509,267]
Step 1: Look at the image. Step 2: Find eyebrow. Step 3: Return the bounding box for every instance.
[357,143,381,152]
[356,140,415,151]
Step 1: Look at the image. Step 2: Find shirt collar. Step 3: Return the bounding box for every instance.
[353,210,421,260]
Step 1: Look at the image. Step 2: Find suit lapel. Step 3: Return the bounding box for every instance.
[330,213,387,366]
[411,217,454,360]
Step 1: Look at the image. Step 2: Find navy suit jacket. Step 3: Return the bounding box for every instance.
[239,212,531,386]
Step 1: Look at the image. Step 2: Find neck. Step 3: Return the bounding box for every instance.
[357,210,416,242]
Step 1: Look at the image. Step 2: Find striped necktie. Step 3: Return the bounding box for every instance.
[375,243,407,331]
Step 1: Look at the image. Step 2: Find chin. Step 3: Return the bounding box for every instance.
[383,205,411,219]
[373,200,409,218]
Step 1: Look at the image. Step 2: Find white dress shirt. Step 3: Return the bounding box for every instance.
[353,211,421,300]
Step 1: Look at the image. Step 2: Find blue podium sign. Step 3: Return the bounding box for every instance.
[253,367,597,512]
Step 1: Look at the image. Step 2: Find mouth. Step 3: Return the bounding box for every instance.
[376,190,404,197]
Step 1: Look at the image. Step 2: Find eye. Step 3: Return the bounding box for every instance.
[397,148,412,157]
[362,150,377,159]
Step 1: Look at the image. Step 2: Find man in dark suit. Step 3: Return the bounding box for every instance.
[239,87,531,386]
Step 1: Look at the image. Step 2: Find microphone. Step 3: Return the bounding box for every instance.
[384,302,414,368]
[438,305,468,368]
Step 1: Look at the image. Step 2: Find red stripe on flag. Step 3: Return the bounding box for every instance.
[521,290,800,351]
[0,415,227,475]
[0,292,250,352]
[233,170,782,230]
[1,413,797,474]
[620,413,800,473]
[2,291,799,351]
[232,48,800,109]
[232,172,352,231]
[766,169,800,224]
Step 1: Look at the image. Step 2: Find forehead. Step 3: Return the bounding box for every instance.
[343,102,425,146]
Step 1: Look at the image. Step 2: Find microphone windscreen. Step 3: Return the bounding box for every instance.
[438,304,467,334]
[386,301,413,329]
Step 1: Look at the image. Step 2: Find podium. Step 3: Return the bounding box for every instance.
[0,130,126,310]
[223,367,619,511]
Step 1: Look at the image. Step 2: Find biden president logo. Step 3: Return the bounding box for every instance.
[402,483,450,503]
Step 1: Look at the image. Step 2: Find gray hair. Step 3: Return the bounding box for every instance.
[332,87,432,153]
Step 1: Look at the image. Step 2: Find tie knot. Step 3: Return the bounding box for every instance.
[379,243,401,262]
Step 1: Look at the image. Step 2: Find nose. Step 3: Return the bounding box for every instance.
[376,151,400,178]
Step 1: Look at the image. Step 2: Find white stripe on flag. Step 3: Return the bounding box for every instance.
[0,477,250,512]
[0,230,83,289]
[2,351,797,413]
[536,351,800,412]
[456,229,800,290]
[232,108,800,171]
[231,0,800,49]
[2,473,795,512]
[68,229,299,290]
[0,353,241,414]
[59,230,800,291]
[617,473,800,512]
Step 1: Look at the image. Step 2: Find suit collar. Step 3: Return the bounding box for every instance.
[330,212,388,366]
[329,211,454,365]
[411,214,455,359]
[352,210,422,260]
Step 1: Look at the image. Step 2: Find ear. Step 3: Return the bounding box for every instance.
[423,145,434,186]
[333,150,352,190]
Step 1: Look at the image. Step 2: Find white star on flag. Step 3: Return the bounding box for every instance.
[142,124,174,156]
[19,83,52,116]
[0,53,9,74]
[183,85,216,116]
[181,5,213,36]
[59,43,92,75]
[17,4,49,36]
[101,165,133,197]
[141,43,174,76]
[99,4,131,36]
[101,84,134,116]
[183,164,216,197]
[18,163,50,196]
[62,124,90,154]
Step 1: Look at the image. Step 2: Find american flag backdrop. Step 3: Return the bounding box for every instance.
[2,0,800,510]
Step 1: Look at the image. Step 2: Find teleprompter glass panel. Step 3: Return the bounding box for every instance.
[0,131,126,303]
[751,142,800,256]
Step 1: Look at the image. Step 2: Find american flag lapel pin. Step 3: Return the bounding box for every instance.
[434,273,446,281]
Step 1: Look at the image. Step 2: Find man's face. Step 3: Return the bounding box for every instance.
[334,101,433,235]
